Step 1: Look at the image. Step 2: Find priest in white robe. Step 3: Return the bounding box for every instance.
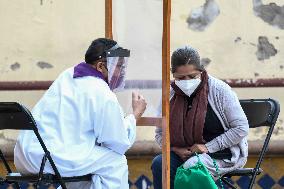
[14,38,147,189]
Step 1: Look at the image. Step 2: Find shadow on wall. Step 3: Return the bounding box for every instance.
[256,36,278,61]
[186,0,284,31]
[186,0,220,31]
[253,0,284,30]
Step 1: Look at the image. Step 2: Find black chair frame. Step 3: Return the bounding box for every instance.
[0,102,92,189]
[221,98,280,189]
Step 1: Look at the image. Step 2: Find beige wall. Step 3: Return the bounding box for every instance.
[172,0,284,79]
[0,0,283,146]
[0,0,105,144]
[0,0,105,81]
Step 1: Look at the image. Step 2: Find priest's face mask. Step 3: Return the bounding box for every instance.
[96,46,130,92]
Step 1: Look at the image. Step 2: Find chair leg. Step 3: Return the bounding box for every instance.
[0,150,21,189]
[59,181,67,189]
[248,169,259,189]
[222,177,238,189]
[33,182,39,189]
[13,182,21,189]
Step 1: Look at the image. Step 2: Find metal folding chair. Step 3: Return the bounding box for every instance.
[0,102,92,189]
[221,99,280,189]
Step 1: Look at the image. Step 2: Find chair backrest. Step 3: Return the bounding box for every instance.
[239,99,280,189]
[0,102,68,188]
[0,102,36,130]
[240,99,280,128]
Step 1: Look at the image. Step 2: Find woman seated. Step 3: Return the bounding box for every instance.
[151,46,249,189]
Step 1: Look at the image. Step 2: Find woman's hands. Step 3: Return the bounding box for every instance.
[190,144,208,154]
[171,147,192,161]
[172,144,209,161]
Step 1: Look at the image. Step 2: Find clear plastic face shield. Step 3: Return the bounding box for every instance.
[106,46,130,92]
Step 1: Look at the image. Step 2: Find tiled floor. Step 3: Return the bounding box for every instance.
[1,156,284,189]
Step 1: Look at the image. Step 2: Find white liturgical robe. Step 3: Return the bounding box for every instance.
[14,67,136,189]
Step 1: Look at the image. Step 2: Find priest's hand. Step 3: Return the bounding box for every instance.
[132,92,147,120]
[190,144,208,154]
[171,147,192,161]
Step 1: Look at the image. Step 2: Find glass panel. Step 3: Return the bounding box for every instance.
[113,0,163,125]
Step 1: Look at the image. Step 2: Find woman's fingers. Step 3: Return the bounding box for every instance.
[190,144,208,153]
[184,150,192,156]
[190,145,197,152]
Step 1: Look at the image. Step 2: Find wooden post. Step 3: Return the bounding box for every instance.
[162,0,171,188]
[105,0,170,187]
[105,0,113,39]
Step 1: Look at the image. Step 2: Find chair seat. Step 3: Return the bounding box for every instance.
[6,173,92,183]
[222,168,263,177]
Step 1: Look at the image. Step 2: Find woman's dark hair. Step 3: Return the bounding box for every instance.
[85,38,117,64]
[171,46,203,73]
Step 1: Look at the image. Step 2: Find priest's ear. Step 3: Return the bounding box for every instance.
[94,61,108,78]
[95,61,104,72]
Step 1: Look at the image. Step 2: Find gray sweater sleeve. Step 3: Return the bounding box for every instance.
[155,127,163,148]
[155,98,163,148]
[205,86,249,153]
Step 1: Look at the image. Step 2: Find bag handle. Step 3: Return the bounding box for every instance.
[212,158,225,189]
[195,153,225,189]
